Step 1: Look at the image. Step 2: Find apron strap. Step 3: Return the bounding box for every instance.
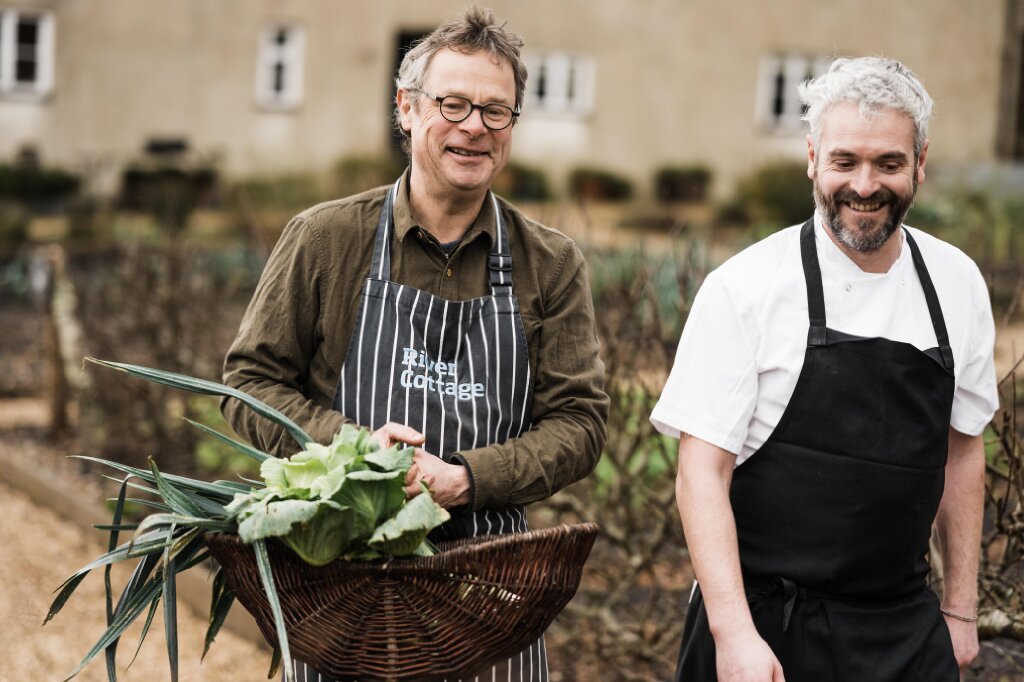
[369,179,400,281]
[799,219,955,371]
[799,219,828,346]
[370,179,514,295]
[487,193,513,295]
[904,229,955,371]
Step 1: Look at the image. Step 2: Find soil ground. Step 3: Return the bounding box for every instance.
[0,431,271,680]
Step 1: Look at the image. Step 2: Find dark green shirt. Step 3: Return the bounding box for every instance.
[222,176,609,512]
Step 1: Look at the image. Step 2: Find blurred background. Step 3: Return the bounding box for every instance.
[1,0,1023,679]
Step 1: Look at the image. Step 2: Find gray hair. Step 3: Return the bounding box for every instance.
[393,6,527,150]
[799,57,933,157]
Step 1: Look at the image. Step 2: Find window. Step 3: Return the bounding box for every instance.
[523,51,595,116]
[0,9,55,98]
[255,24,304,110]
[756,53,830,132]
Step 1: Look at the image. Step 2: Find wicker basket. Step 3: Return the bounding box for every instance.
[204,523,599,681]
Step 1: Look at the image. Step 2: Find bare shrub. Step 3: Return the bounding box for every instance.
[539,235,708,681]
[73,244,256,474]
[978,358,1024,645]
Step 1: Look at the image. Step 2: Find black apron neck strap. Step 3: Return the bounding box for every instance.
[799,219,828,346]
[904,229,955,370]
[369,178,400,281]
[799,218,955,371]
[370,178,513,294]
[486,193,513,294]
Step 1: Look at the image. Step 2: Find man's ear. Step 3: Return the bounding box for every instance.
[916,139,929,185]
[396,89,414,133]
[806,134,816,181]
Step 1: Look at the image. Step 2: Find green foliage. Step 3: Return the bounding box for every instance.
[733,160,814,229]
[654,165,712,203]
[66,196,105,242]
[226,172,329,213]
[587,240,707,344]
[120,166,217,233]
[909,190,1024,268]
[0,199,30,248]
[493,161,553,201]
[907,189,1024,311]
[569,166,634,202]
[589,385,678,502]
[0,163,80,206]
[333,155,406,197]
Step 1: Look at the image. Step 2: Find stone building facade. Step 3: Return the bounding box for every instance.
[1,0,1021,197]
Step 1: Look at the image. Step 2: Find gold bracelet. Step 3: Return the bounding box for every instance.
[940,608,978,623]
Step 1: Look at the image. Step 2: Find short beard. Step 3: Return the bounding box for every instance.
[813,171,917,254]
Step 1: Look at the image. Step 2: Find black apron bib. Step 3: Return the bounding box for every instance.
[675,220,958,682]
[291,178,547,681]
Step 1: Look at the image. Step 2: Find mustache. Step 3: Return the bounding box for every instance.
[829,187,898,205]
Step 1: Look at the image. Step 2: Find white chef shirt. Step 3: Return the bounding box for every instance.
[650,214,999,466]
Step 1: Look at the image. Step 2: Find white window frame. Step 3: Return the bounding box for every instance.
[755,53,830,133]
[254,24,305,111]
[523,51,595,117]
[0,8,55,99]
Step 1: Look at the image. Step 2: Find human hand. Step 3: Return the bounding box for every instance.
[370,422,425,449]
[944,615,979,670]
[370,423,429,490]
[403,448,470,509]
[715,629,785,682]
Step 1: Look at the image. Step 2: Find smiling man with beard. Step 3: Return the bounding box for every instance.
[651,57,998,682]
[222,8,608,681]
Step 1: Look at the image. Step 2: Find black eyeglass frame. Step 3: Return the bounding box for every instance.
[415,89,520,130]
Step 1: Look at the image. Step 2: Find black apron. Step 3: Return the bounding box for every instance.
[675,220,958,682]
[291,177,548,681]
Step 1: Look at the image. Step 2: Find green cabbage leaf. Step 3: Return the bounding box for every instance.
[225,424,449,563]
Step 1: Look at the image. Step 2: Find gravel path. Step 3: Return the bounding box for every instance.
[0,442,271,681]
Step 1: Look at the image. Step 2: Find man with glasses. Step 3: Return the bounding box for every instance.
[222,8,608,680]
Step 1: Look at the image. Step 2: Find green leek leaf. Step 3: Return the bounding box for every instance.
[202,567,234,660]
[184,417,271,463]
[128,595,161,668]
[253,540,293,682]
[162,524,179,682]
[86,358,312,448]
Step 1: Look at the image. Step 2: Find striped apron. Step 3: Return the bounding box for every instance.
[290,177,548,681]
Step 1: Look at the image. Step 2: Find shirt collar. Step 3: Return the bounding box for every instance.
[813,210,909,276]
[392,167,497,247]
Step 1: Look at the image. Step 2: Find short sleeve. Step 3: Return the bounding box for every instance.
[950,266,999,435]
[650,270,759,454]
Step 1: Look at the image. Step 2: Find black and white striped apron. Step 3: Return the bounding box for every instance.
[290,177,548,681]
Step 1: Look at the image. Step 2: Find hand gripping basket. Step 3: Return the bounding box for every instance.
[204,522,599,681]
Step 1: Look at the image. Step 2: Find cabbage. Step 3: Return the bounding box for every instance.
[226,424,450,563]
[369,486,451,556]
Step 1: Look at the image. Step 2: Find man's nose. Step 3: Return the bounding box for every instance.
[848,164,881,197]
[457,106,488,136]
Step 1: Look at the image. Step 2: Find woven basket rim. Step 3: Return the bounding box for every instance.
[206,521,600,569]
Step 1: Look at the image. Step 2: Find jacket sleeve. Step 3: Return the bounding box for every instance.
[221,216,350,456]
[453,241,609,510]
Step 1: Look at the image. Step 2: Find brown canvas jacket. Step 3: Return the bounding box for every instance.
[222,175,608,512]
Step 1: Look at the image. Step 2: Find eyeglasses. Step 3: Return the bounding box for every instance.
[416,89,519,131]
